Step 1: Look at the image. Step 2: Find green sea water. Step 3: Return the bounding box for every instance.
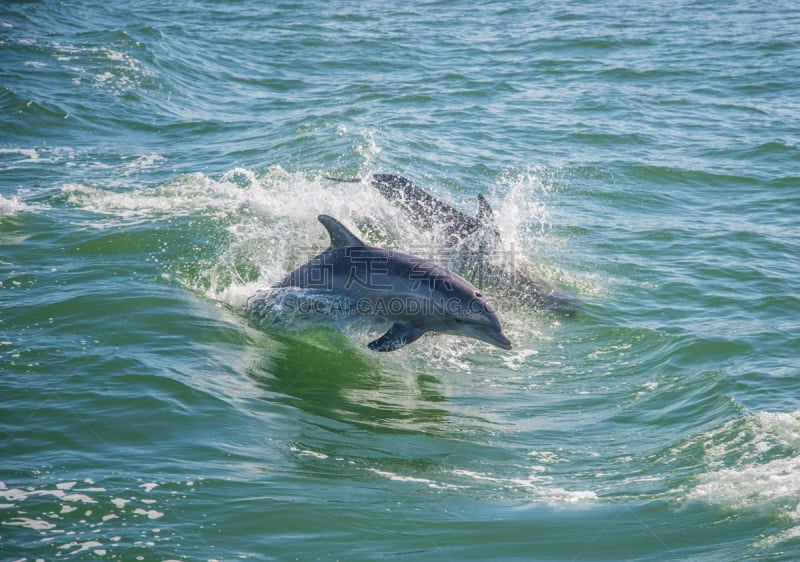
[2,1,800,560]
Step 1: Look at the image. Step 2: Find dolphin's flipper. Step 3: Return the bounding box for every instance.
[317,214,367,248]
[368,323,426,352]
[476,194,494,223]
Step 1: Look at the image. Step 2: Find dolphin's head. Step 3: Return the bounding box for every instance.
[440,290,512,350]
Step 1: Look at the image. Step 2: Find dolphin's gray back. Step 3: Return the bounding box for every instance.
[274,245,476,303]
[273,214,475,301]
[371,174,496,244]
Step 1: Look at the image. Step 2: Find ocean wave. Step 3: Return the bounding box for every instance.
[684,411,800,535]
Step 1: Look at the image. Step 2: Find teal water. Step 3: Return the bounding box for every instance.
[2,1,800,560]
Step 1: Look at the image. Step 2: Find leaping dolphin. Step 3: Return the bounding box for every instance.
[326,174,581,315]
[247,215,512,352]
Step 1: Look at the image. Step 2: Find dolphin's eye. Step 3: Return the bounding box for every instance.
[474,291,483,298]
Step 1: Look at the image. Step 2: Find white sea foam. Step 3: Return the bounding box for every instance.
[121,153,166,176]
[290,445,329,460]
[133,507,164,520]
[63,157,591,359]
[690,456,800,507]
[59,540,104,555]
[61,493,97,504]
[61,161,565,286]
[362,460,597,502]
[111,497,128,509]
[0,147,41,163]
[0,146,76,173]
[685,411,800,542]
[366,468,464,490]
[0,194,32,216]
[0,487,29,503]
[2,517,57,530]
[0,477,178,554]
[502,348,540,370]
[494,167,552,249]
[452,469,597,504]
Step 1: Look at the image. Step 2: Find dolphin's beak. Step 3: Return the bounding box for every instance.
[484,329,512,350]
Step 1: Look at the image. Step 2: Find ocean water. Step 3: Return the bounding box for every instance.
[2,1,800,560]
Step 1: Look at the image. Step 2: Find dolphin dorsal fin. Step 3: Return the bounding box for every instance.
[317,215,367,248]
[477,194,494,223]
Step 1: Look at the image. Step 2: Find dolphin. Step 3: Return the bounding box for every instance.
[326,174,582,315]
[247,214,512,352]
